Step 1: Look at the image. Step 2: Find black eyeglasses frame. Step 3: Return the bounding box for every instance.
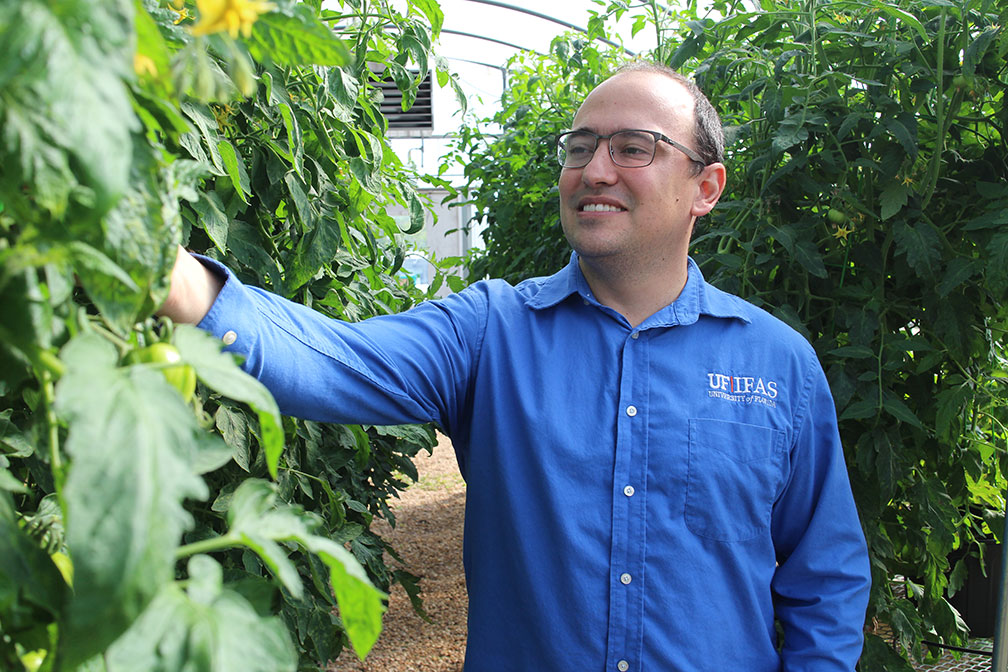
[555,129,707,169]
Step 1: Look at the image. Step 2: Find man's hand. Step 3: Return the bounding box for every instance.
[157,245,225,325]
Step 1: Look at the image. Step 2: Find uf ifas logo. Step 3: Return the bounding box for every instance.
[707,373,778,407]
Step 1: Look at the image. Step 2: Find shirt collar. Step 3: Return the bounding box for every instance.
[523,252,751,328]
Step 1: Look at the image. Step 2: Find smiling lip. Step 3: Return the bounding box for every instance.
[578,198,627,213]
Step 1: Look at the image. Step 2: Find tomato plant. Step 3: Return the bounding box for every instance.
[0,0,462,669]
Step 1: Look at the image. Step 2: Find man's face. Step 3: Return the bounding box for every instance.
[558,71,716,272]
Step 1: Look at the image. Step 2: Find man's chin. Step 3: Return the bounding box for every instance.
[571,245,629,274]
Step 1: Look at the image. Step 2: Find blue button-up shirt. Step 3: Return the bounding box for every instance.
[199,253,870,671]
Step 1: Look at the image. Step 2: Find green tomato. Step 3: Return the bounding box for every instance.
[827,208,848,224]
[20,650,46,672]
[127,342,197,402]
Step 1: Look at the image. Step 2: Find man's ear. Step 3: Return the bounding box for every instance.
[690,162,727,218]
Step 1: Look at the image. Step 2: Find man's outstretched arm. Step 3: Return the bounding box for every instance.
[157,245,225,324]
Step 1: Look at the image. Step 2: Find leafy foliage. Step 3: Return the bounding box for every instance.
[454,0,1008,668]
[0,0,461,669]
[688,2,1008,667]
[449,33,619,284]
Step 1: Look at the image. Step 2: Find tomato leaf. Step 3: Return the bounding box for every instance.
[227,481,308,599]
[172,326,285,479]
[408,0,444,37]
[218,139,251,204]
[190,190,230,254]
[0,465,28,491]
[220,479,385,660]
[0,0,136,221]
[55,333,211,666]
[882,392,924,429]
[77,142,181,331]
[303,534,386,660]
[105,556,297,672]
[277,103,305,175]
[0,490,68,620]
[792,238,829,279]
[880,182,909,221]
[289,212,344,292]
[249,6,352,67]
[893,220,941,277]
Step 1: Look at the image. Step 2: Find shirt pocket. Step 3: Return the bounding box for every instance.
[685,418,786,543]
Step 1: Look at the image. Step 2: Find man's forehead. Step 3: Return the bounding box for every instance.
[573,71,693,132]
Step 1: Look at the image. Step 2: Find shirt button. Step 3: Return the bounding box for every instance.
[623,485,635,497]
[617,661,630,672]
[626,405,637,417]
[631,332,639,340]
[620,573,632,585]
[222,330,237,346]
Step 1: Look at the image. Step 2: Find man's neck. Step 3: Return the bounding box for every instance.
[578,254,689,328]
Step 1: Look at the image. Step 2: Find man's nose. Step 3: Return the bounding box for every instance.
[581,140,618,185]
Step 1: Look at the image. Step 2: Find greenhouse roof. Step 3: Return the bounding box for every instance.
[432,0,662,72]
[372,0,672,181]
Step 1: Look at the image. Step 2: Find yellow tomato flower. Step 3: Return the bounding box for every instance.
[832,224,854,241]
[191,0,275,39]
[134,52,158,78]
[212,103,235,130]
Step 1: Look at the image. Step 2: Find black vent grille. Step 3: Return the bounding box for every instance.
[377,73,433,131]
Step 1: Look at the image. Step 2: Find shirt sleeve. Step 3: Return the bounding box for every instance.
[770,358,872,671]
[195,256,485,436]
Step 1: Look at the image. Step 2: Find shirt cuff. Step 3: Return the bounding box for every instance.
[192,254,251,358]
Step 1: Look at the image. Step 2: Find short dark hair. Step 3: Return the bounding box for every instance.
[610,62,724,174]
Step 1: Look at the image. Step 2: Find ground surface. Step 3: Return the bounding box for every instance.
[911,640,994,671]
[337,433,468,672]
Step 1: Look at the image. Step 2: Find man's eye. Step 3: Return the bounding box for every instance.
[567,143,593,155]
[616,143,649,157]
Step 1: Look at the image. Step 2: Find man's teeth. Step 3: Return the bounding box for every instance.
[582,203,624,212]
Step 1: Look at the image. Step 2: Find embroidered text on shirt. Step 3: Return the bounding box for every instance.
[707,373,778,408]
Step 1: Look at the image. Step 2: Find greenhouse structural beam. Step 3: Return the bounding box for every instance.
[994,499,1008,672]
[444,55,509,90]
[461,0,635,55]
[440,28,544,55]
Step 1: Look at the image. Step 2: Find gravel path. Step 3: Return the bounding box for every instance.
[337,433,468,671]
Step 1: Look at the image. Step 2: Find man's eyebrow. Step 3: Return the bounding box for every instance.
[568,127,653,135]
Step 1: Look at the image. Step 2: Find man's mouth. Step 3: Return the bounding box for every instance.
[580,203,626,213]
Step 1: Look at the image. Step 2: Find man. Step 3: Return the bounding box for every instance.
[160,62,871,671]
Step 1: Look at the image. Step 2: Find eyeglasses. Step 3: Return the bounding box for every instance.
[555,129,705,169]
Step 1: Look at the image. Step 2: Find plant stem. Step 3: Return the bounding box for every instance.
[175,534,238,559]
[921,10,948,208]
[89,318,132,350]
[650,0,664,62]
[807,0,819,77]
[40,371,64,493]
